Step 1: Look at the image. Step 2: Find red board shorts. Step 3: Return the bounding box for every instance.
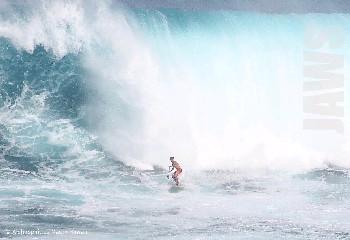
[174,168,182,177]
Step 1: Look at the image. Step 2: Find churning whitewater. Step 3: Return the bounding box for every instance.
[0,0,350,239]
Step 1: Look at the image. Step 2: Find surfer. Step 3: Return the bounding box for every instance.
[169,157,182,186]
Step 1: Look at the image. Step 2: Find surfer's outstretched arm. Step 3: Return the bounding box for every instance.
[167,166,174,179]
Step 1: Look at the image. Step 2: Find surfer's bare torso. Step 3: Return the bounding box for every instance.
[171,160,181,170]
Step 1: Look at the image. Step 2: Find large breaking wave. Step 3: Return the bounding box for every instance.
[0,0,349,173]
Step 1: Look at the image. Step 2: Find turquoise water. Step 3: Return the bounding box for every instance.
[0,0,350,239]
[1,168,350,239]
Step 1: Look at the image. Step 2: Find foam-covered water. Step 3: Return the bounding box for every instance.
[1,0,350,239]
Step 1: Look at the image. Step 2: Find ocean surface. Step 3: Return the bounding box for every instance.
[0,0,350,239]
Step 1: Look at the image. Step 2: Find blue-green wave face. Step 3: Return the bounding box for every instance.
[0,0,349,172]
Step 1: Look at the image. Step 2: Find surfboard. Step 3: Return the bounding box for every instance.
[168,184,184,193]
